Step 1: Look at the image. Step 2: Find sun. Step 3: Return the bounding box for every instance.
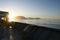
[8,11,16,22]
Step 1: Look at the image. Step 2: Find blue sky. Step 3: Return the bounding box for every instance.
[0,0,60,19]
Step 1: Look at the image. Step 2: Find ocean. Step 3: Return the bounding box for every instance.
[14,19,60,29]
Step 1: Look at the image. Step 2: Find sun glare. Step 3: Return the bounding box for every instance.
[8,12,15,22]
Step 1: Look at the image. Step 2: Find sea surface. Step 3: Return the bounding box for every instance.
[14,19,60,29]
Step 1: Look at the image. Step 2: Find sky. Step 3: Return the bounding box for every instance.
[0,0,60,19]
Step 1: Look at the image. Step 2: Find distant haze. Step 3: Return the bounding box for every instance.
[14,16,40,20]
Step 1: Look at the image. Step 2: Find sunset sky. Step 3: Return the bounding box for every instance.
[0,0,60,19]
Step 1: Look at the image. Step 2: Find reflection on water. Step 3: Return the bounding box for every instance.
[14,19,60,29]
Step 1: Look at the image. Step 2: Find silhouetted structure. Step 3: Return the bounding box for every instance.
[0,11,9,40]
[0,11,9,22]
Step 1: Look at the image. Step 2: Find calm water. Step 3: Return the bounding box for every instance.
[14,19,60,29]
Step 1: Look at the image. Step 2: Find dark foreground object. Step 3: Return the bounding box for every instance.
[12,22,60,40]
[0,21,60,40]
